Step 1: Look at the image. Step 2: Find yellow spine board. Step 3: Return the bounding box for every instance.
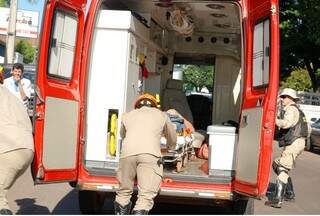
[108,113,118,156]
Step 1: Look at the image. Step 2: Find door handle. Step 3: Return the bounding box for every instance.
[241,115,248,128]
[34,84,44,104]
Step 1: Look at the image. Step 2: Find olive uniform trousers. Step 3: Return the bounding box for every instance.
[0,149,33,210]
[274,137,305,183]
[115,154,163,211]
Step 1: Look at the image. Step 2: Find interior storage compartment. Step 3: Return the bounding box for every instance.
[207,125,238,177]
[84,0,243,182]
[85,9,144,169]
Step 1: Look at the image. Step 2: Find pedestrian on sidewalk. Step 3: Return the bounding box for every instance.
[3,63,32,108]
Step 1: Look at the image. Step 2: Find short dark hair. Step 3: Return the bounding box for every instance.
[12,63,24,73]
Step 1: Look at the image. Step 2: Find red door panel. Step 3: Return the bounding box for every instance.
[234,0,279,197]
[32,0,86,183]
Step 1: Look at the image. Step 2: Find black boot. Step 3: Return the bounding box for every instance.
[114,201,132,215]
[265,179,287,208]
[0,209,13,215]
[284,177,295,201]
[131,209,149,215]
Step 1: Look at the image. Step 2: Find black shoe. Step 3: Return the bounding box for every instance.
[284,177,295,201]
[265,179,287,208]
[131,209,149,215]
[0,209,13,215]
[114,201,132,215]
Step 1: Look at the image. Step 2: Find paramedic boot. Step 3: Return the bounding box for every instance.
[131,209,149,215]
[114,201,132,215]
[284,177,295,201]
[0,209,13,215]
[265,179,286,208]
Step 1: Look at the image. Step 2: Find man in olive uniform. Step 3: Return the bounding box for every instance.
[0,85,34,214]
[265,88,308,208]
[114,93,177,215]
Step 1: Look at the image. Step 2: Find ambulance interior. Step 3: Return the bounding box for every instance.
[85,0,242,182]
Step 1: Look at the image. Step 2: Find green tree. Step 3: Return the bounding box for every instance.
[183,65,214,92]
[0,0,37,6]
[280,68,312,91]
[0,0,9,7]
[280,0,320,92]
[15,39,35,64]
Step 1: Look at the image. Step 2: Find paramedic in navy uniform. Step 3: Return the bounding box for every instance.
[114,93,177,215]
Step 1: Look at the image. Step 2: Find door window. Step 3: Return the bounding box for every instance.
[253,19,270,88]
[48,10,78,79]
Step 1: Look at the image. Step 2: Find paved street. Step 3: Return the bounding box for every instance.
[7,148,320,214]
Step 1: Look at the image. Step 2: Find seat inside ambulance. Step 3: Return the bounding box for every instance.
[162,78,205,148]
[162,78,193,124]
[85,0,243,180]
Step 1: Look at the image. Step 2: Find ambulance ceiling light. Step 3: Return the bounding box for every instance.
[210,13,227,18]
[215,23,231,29]
[206,4,225,10]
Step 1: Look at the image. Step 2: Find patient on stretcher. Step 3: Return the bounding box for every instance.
[160,109,205,172]
[166,109,205,148]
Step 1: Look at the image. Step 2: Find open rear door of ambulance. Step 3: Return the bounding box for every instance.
[32,0,86,183]
[234,0,279,197]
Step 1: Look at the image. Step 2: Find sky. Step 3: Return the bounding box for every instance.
[18,0,45,30]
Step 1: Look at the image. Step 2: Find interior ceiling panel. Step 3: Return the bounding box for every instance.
[117,0,240,34]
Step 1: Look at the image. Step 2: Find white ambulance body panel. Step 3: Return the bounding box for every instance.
[85,10,147,166]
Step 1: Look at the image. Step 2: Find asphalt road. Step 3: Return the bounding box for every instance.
[7,147,320,214]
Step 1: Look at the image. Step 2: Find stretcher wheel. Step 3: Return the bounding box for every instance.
[190,154,197,161]
[176,161,183,172]
[182,155,188,167]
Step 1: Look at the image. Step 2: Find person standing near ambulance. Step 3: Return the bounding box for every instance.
[3,63,32,107]
[0,85,34,214]
[114,93,177,215]
[265,88,308,208]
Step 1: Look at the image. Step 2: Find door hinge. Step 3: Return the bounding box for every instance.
[35,111,44,120]
[36,166,44,180]
[271,5,277,15]
[80,106,85,113]
[80,137,85,145]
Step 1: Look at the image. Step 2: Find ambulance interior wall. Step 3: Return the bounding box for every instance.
[212,56,242,125]
[164,32,242,127]
[143,54,174,96]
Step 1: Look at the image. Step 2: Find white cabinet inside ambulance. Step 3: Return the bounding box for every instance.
[32,0,279,214]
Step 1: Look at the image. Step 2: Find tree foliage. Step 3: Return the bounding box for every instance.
[280,0,320,91]
[0,0,9,7]
[183,65,214,92]
[15,40,35,64]
[0,0,37,6]
[280,68,312,91]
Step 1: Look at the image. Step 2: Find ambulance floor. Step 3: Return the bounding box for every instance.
[163,158,208,176]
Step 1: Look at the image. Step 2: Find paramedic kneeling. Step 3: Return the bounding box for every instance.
[114,93,177,215]
[265,88,308,208]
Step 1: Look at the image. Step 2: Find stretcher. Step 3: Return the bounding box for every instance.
[160,115,196,172]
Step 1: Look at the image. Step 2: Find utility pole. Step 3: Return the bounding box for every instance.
[6,0,17,64]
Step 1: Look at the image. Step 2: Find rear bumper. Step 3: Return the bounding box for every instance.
[77,181,233,201]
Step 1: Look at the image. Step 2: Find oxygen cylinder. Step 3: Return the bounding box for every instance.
[108,113,118,156]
